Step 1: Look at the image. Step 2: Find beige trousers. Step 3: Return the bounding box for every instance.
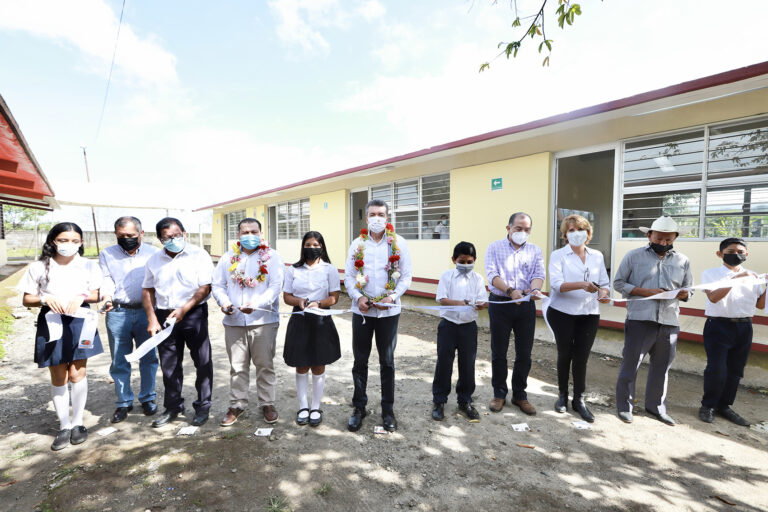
[224,323,279,409]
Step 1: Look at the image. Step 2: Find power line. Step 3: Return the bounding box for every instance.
[95,0,127,141]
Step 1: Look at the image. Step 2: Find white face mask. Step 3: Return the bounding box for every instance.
[510,231,529,246]
[567,230,588,247]
[367,216,387,234]
[56,242,80,257]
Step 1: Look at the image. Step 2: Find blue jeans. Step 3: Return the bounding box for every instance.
[106,308,158,407]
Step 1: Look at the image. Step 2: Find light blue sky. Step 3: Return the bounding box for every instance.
[1,0,767,230]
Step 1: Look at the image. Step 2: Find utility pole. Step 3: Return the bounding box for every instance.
[80,146,100,254]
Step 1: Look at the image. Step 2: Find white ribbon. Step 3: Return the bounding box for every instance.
[124,318,176,363]
[44,307,99,349]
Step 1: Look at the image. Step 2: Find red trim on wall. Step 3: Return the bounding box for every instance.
[412,276,440,284]
[406,290,436,298]
[196,61,768,211]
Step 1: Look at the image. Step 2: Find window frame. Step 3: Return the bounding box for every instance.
[276,198,310,240]
[619,114,768,241]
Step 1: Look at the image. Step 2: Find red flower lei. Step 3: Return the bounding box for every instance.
[352,223,401,302]
[229,241,271,288]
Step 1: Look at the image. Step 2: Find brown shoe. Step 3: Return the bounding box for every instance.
[489,397,506,412]
[220,407,244,427]
[262,405,279,424]
[513,399,537,415]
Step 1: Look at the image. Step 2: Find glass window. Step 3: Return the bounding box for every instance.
[277,198,309,239]
[421,173,450,239]
[226,210,246,241]
[705,186,768,238]
[708,119,768,180]
[622,190,700,238]
[394,180,418,239]
[623,131,705,187]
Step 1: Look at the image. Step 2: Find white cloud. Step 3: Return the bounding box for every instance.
[358,0,386,21]
[0,0,177,88]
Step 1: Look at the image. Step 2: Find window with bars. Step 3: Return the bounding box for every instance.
[368,173,450,240]
[225,210,246,242]
[621,116,768,239]
[277,198,310,239]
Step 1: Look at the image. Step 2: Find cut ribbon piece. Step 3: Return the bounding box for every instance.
[125,317,176,363]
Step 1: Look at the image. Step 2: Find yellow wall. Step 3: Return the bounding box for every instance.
[211,212,224,256]
[613,240,768,318]
[309,189,349,267]
[451,152,553,289]
[408,240,453,280]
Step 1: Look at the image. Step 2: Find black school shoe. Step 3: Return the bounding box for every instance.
[70,425,88,445]
[458,403,480,422]
[348,407,367,432]
[51,429,71,451]
[141,401,158,416]
[382,413,398,432]
[718,407,750,426]
[432,403,445,421]
[191,411,209,426]
[111,406,132,423]
[152,408,183,428]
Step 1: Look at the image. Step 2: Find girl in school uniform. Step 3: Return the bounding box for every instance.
[18,222,103,450]
[283,231,341,427]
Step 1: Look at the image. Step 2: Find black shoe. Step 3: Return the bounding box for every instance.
[191,411,209,427]
[382,413,398,432]
[111,406,133,424]
[70,425,88,445]
[458,403,480,422]
[572,398,594,423]
[717,407,750,426]
[141,401,158,416]
[432,403,445,421]
[152,409,182,428]
[645,407,675,426]
[554,394,568,413]
[698,406,714,423]
[296,408,310,426]
[309,409,323,427]
[348,407,367,432]
[51,429,71,451]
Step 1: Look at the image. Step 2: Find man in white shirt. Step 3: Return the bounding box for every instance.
[99,216,160,423]
[344,199,413,432]
[433,215,449,239]
[142,217,214,428]
[699,237,766,426]
[212,217,284,426]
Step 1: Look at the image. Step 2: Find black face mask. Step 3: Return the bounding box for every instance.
[650,242,673,255]
[117,236,140,252]
[723,253,747,266]
[303,247,323,262]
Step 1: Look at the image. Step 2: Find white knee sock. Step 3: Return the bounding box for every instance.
[51,384,71,430]
[296,373,309,417]
[70,378,88,427]
[311,372,326,411]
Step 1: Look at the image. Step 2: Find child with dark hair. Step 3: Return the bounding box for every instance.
[431,241,487,422]
[18,222,104,450]
[282,231,341,427]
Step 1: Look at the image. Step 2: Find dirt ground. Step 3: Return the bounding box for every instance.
[1,263,768,512]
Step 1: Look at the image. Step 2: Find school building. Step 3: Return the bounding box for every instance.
[197,61,768,353]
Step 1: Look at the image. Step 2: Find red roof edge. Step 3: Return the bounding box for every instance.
[195,60,768,212]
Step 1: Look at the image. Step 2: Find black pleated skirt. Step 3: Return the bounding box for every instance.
[283,306,341,367]
[34,305,104,368]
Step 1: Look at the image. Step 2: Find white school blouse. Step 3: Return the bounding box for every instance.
[548,245,610,316]
[18,254,102,300]
[284,261,341,302]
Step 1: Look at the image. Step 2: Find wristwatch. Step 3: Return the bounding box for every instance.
[464,299,470,306]
[505,287,514,297]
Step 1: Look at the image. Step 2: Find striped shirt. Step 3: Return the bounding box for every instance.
[485,237,546,295]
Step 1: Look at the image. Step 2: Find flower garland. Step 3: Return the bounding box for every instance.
[353,223,401,302]
[228,240,271,288]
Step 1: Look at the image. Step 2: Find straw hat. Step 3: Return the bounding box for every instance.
[638,216,680,234]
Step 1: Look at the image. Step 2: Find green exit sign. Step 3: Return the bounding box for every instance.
[491,177,503,191]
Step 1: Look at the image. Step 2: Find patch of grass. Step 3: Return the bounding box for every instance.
[218,430,243,440]
[265,495,292,512]
[0,304,13,360]
[192,498,204,507]
[313,483,332,497]
[48,464,82,490]
[8,448,34,461]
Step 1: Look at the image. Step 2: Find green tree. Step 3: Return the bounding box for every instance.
[479,0,598,71]
[2,205,51,232]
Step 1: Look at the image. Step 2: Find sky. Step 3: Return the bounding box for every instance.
[1,0,767,232]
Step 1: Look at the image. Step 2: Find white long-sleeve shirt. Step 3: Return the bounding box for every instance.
[99,243,159,304]
[212,247,284,326]
[344,233,412,318]
[548,245,610,316]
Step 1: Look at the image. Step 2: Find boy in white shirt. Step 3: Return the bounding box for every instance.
[432,242,488,422]
[699,238,766,426]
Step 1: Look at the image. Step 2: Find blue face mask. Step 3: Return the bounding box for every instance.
[240,234,261,250]
[163,236,186,253]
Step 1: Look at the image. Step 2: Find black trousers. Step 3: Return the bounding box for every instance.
[432,319,478,404]
[156,304,213,413]
[702,317,752,409]
[351,314,399,414]
[546,306,599,398]
[489,297,536,401]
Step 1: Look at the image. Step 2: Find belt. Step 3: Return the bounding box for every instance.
[112,302,143,310]
[489,293,511,302]
[710,316,751,323]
